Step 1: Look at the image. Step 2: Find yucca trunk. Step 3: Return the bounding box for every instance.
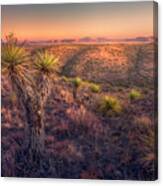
[27,102,45,158]
[28,73,51,157]
[10,71,50,158]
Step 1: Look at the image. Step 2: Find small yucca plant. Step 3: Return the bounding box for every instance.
[99,95,122,116]
[90,83,100,93]
[71,77,82,99]
[72,77,82,88]
[129,89,142,101]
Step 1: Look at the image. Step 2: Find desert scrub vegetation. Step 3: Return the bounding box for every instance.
[71,77,82,87]
[129,118,156,179]
[125,45,151,85]
[98,95,122,116]
[129,89,142,101]
[90,83,100,93]
[71,77,82,99]
[1,36,156,179]
[62,76,83,100]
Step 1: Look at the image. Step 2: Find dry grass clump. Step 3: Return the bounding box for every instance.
[66,104,103,135]
[99,95,122,116]
[127,115,156,179]
[129,89,142,101]
[90,83,100,93]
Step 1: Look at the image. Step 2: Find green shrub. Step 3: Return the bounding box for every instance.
[90,84,100,93]
[99,95,122,116]
[129,89,141,101]
[72,77,82,88]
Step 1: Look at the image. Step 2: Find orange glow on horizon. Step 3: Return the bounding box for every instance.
[1,2,154,41]
[1,23,153,41]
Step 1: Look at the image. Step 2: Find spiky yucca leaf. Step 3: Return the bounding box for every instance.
[34,51,58,74]
[2,43,29,70]
[2,34,35,94]
[99,95,122,115]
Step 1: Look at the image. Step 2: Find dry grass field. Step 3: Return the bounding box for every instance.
[1,42,157,180]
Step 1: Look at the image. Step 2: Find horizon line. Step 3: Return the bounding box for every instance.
[1,35,154,42]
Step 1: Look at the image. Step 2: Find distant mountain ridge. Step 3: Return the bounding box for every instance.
[2,36,155,45]
[28,36,155,45]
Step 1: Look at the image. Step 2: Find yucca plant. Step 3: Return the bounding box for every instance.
[32,50,58,155]
[99,95,122,116]
[34,51,58,74]
[1,34,34,148]
[90,83,100,93]
[71,77,82,99]
[129,89,142,101]
[2,34,58,159]
[34,50,58,104]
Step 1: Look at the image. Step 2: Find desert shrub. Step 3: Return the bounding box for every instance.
[66,104,103,136]
[71,77,82,88]
[90,83,100,93]
[71,77,82,99]
[129,120,156,179]
[129,89,142,101]
[99,95,122,116]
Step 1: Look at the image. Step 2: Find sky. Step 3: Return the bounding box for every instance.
[1,2,154,40]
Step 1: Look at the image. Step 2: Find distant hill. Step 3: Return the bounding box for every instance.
[26,36,154,46]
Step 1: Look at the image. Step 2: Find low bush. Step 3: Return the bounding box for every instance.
[99,95,122,116]
[90,84,100,93]
[129,89,142,101]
